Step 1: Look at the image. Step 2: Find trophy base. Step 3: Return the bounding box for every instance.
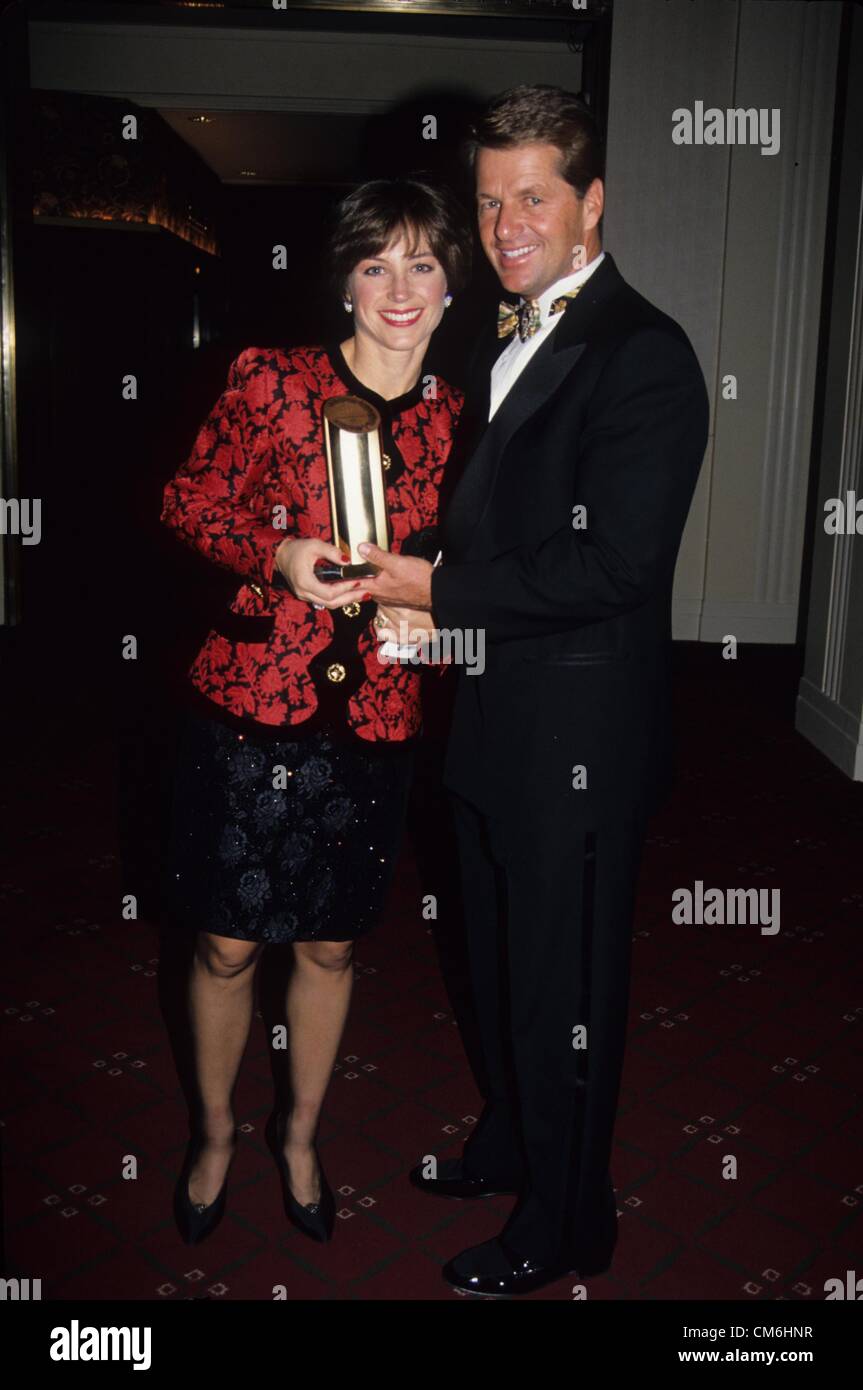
[314,560,380,583]
[342,562,380,580]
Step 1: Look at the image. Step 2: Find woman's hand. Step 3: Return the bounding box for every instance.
[276,538,366,609]
[374,603,438,646]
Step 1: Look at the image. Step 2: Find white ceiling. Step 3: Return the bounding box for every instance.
[31,18,582,185]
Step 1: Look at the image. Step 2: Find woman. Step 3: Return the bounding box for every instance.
[161,176,468,1245]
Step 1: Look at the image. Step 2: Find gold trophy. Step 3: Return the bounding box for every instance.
[320,395,390,579]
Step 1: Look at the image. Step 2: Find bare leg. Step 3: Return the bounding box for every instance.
[282,939,354,1204]
[185,931,264,1207]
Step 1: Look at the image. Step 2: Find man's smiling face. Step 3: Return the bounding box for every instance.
[475,142,603,301]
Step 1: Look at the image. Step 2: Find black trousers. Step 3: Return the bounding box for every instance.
[451,792,648,1266]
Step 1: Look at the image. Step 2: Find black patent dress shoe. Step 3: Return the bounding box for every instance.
[173,1133,237,1246]
[442,1235,612,1297]
[409,1157,520,1199]
[265,1110,335,1243]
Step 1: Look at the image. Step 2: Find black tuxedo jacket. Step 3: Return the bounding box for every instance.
[431,252,710,830]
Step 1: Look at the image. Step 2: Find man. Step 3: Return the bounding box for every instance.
[361,84,709,1296]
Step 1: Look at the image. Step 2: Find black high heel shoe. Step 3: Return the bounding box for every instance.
[173,1132,236,1246]
[265,1110,335,1243]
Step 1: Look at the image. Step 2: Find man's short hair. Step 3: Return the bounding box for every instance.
[463,84,604,198]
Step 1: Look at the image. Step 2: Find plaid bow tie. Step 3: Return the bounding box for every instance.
[497,285,582,341]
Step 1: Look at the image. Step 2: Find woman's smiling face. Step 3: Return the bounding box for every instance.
[346,227,448,353]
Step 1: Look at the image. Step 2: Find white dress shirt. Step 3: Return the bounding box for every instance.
[488,250,606,420]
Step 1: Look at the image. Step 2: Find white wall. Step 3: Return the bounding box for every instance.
[796,4,863,780]
[603,0,841,642]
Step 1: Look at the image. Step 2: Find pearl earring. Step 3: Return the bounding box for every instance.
[343,298,352,313]
[444,294,453,308]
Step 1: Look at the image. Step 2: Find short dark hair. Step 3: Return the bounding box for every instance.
[327,176,472,302]
[463,84,605,198]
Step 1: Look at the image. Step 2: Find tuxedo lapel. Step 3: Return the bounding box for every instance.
[454,332,496,465]
[438,326,499,552]
[441,334,586,557]
[440,253,626,560]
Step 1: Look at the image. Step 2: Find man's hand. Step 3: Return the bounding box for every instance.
[374,603,437,646]
[358,543,434,609]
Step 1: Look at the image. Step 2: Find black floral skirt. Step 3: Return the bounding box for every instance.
[166,706,415,944]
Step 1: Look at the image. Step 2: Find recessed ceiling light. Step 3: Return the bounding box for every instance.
[188,115,214,125]
[239,170,258,178]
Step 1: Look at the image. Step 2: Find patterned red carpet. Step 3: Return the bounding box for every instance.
[2,641,861,1300]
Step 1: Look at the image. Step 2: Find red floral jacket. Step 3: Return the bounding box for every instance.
[161,343,462,742]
